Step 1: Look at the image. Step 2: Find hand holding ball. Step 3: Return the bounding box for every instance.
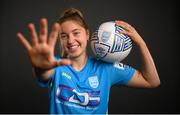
[90,21,132,63]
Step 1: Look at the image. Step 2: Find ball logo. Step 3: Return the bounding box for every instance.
[101,31,111,43]
[94,43,110,59]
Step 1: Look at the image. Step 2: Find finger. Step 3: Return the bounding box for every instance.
[27,23,39,46]
[121,31,134,40]
[57,59,72,66]
[115,20,132,32]
[119,30,130,36]
[40,18,48,43]
[48,23,60,48]
[17,32,32,50]
[52,59,71,68]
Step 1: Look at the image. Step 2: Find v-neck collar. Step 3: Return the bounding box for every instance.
[68,57,90,73]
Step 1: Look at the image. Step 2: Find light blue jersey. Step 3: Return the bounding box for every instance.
[38,57,135,114]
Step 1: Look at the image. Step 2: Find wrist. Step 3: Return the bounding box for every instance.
[32,67,54,80]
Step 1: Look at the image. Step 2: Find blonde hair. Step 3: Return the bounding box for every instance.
[57,8,89,57]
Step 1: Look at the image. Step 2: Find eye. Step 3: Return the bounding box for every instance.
[73,32,80,36]
[60,34,68,40]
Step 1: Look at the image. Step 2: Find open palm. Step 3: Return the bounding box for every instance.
[17,18,71,70]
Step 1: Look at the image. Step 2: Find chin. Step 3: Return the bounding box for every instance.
[68,53,81,59]
[68,52,85,59]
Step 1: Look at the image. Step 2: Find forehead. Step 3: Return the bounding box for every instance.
[60,20,84,33]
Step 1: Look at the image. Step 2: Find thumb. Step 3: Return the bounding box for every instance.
[55,59,72,67]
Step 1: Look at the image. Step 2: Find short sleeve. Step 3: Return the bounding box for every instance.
[107,61,135,86]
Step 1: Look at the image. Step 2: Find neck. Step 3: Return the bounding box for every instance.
[70,53,88,72]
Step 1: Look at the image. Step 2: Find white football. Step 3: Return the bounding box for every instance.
[90,21,132,63]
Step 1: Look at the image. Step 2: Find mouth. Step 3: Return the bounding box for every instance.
[68,45,80,52]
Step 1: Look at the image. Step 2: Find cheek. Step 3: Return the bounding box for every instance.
[80,35,88,46]
[79,38,87,48]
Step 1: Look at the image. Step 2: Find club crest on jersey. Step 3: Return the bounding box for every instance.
[88,76,99,88]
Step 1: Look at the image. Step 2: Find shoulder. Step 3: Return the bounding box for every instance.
[90,58,134,72]
[87,57,114,71]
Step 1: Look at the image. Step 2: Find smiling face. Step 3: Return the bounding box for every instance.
[59,20,89,59]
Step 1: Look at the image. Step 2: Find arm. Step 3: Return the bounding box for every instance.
[17,18,71,81]
[115,20,160,88]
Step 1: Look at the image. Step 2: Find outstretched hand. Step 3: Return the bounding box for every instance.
[17,18,71,70]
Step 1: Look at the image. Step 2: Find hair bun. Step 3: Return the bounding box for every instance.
[61,8,84,19]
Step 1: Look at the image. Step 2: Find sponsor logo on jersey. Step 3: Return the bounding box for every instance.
[88,76,99,89]
[56,84,100,110]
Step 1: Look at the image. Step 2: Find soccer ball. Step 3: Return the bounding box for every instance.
[90,21,133,63]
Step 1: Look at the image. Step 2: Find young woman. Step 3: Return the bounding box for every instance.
[17,8,160,114]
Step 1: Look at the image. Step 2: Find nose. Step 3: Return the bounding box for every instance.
[67,34,75,44]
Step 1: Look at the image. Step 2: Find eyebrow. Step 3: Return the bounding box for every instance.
[72,29,81,32]
[60,29,81,35]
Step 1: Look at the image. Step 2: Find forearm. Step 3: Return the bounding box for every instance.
[32,67,54,81]
[138,42,160,87]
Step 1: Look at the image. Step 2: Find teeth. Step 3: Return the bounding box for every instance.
[69,45,79,50]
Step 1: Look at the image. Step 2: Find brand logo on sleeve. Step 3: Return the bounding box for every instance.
[62,72,71,79]
[113,62,130,70]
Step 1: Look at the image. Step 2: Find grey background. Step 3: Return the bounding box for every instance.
[0,0,179,113]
